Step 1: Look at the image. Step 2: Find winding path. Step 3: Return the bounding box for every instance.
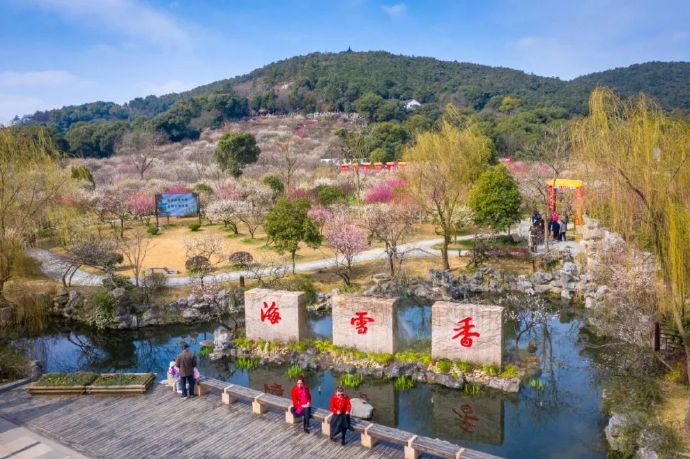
[27,238,448,287]
[29,221,575,287]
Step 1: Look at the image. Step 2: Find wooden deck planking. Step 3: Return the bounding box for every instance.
[0,384,454,459]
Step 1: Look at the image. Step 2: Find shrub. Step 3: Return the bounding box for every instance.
[185,256,210,272]
[0,344,28,382]
[228,251,253,265]
[436,359,452,373]
[199,345,213,357]
[143,272,167,296]
[88,288,115,329]
[394,375,416,391]
[316,185,345,206]
[601,377,663,415]
[274,274,317,304]
[189,222,201,232]
[36,372,98,386]
[499,363,519,379]
[146,225,160,236]
[91,373,152,386]
[286,364,302,379]
[340,373,363,389]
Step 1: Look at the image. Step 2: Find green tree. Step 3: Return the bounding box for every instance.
[213,132,261,177]
[469,164,522,232]
[403,107,493,269]
[316,185,345,206]
[355,92,384,122]
[263,175,285,200]
[264,198,322,273]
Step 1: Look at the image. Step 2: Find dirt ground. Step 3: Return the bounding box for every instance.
[54,219,449,278]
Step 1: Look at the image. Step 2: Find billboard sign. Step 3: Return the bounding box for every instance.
[156,193,199,217]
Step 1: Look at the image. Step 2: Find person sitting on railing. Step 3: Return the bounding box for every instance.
[289,375,312,433]
[329,385,351,445]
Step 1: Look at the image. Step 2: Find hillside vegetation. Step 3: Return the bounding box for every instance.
[12,51,690,158]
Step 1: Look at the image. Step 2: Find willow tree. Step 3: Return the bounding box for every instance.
[573,88,690,426]
[0,128,67,305]
[403,111,493,269]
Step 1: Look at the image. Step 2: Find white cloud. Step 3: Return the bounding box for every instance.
[0,70,76,87]
[26,0,191,48]
[143,79,196,95]
[382,3,407,17]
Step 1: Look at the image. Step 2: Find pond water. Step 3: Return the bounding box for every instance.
[16,304,606,459]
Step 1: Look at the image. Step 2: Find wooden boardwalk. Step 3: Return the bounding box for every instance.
[0,383,450,459]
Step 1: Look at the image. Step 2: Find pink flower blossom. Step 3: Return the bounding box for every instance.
[128,191,155,217]
[164,184,190,193]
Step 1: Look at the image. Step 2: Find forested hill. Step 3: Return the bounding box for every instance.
[13,51,690,157]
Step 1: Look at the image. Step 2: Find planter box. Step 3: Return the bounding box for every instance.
[27,385,86,396]
[87,373,156,395]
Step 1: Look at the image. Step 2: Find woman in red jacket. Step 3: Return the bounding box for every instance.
[290,376,312,433]
[329,385,351,445]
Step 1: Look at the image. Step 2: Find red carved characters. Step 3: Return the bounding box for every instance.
[453,404,479,433]
[260,301,282,324]
[452,317,480,347]
[350,311,375,334]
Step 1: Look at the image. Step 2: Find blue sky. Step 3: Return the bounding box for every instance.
[1,0,689,124]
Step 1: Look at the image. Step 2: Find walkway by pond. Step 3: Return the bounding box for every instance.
[0,383,489,459]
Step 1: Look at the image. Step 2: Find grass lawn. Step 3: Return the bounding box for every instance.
[658,381,690,451]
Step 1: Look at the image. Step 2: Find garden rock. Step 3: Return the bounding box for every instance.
[531,272,553,285]
[182,308,201,321]
[429,269,454,289]
[214,327,233,351]
[350,398,374,419]
[605,412,633,452]
[428,373,464,389]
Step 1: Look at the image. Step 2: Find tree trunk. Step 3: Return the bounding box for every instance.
[120,218,125,238]
[441,234,450,270]
[291,251,296,274]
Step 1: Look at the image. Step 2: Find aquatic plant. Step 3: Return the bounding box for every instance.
[394,375,416,391]
[394,350,431,366]
[436,359,452,373]
[232,337,254,351]
[286,364,302,379]
[288,341,308,353]
[199,345,213,357]
[499,364,519,379]
[463,383,481,395]
[340,373,363,389]
[313,339,335,353]
[482,364,499,376]
[527,378,545,391]
[235,357,259,370]
[367,353,394,365]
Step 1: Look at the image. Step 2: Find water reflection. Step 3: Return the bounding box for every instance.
[17,309,605,458]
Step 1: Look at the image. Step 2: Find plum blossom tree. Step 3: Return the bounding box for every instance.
[236,183,273,238]
[324,210,368,286]
[98,188,132,237]
[307,206,333,234]
[128,191,156,225]
[205,199,242,234]
[365,202,418,275]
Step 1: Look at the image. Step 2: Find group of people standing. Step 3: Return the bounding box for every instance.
[168,345,354,444]
[529,208,570,252]
[290,376,352,445]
